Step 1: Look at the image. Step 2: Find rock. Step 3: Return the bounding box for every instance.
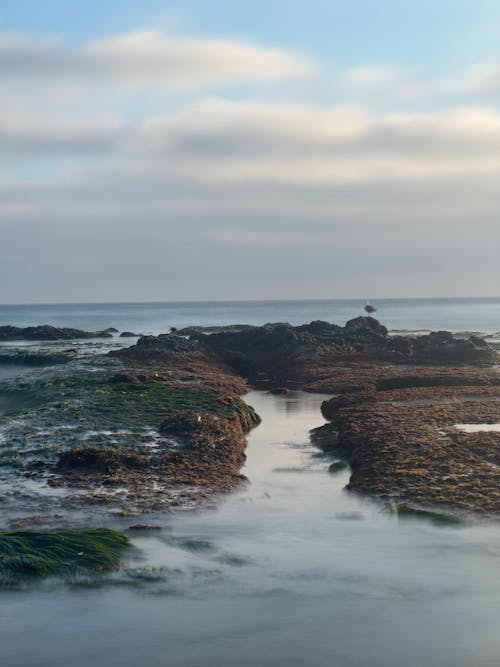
[111,332,199,361]
[137,334,196,352]
[119,331,139,337]
[469,335,490,348]
[56,447,148,473]
[0,325,114,341]
[328,461,348,474]
[109,373,141,384]
[413,332,497,364]
[427,330,455,344]
[0,349,76,366]
[387,336,415,355]
[176,324,257,336]
[344,316,388,340]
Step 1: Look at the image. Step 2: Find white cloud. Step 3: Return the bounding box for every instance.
[124,100,500,185]
[0,30,313,90]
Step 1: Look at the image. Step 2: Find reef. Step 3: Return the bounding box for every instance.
[104,318,500,516]
[180,316,499,516]
[318,374,500,515]
[0,337,260,529]
[1,313,499,580]
[192,317,498,389]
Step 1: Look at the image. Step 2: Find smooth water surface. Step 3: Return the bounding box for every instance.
[1,391,499,667]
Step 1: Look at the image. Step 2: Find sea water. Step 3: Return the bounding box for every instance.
[0,300,499,666]
[1,297,500,336]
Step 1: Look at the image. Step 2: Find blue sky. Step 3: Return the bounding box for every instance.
[3,0,500,71]
[1,1,500,302]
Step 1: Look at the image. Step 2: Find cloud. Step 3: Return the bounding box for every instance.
[0,30,313,90]
[2,29,500,301]
[0,116,122,154]
[125,100,500,185]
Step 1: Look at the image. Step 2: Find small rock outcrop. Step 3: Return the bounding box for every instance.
[111,333,199,362]
[0,325,114,341]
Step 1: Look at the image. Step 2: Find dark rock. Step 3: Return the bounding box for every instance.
[413,332,497,364]
[111,332,199,361]
[137,334,196,352]
[0,349,76,366]
[328,461,349,474]
[387,336,415,355]
[176,324,257,336]
[119,331,139,337]
[344,316,388,340]
[0,325,114,341]
[427,330,454,345]
[56,447,148,473]
[309,423,340,451]
[469,335,489,347]
[110,373,141,384]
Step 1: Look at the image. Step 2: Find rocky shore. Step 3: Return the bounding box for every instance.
[107,316,499,517]
[0,314,499,584]
[0,314,499,583]
[0,343,259,527]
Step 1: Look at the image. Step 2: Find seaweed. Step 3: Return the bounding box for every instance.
[0,528,130,586]
[393,503,464,526]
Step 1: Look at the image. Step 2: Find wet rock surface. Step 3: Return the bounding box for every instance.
[1,316,499,536]
[319,368,500,515]
[194,317,498,387]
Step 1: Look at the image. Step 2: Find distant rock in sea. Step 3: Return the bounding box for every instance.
[0,325,115,341]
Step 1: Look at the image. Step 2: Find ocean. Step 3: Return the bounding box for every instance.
[1,296,500,335]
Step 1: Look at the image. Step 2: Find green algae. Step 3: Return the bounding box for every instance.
[0,528,130,587]
[0,364,260,472]
[32,372,257,429]
[393,503,464,526]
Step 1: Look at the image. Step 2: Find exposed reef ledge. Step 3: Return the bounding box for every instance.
[110,317,499,516]
[0,336,260,526]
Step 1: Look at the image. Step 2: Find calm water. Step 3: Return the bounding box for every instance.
[0,301,499,666]
[1,297,500,334]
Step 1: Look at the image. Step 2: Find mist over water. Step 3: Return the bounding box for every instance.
[1,390,500,667]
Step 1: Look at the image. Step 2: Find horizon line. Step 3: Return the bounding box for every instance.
[1,295,500,308]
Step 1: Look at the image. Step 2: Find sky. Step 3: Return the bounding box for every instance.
[1,1,500,303]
